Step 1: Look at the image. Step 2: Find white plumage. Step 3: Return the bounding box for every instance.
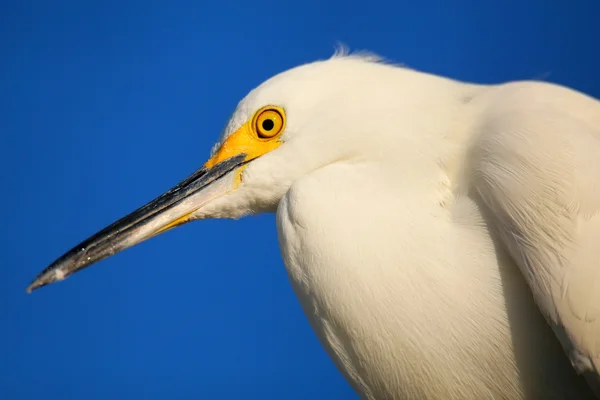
[215,53,600,399]
[29,51,600,399]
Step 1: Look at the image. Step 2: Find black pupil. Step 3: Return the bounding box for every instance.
[262,119,275,131]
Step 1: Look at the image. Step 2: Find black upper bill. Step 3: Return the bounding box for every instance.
[26,153,246,293]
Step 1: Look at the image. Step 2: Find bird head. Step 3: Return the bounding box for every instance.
[27,52,464,292]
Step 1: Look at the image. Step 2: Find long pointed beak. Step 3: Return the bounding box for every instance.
[26,153,246,293]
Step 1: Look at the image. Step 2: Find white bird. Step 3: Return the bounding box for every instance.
[28,50,600,399]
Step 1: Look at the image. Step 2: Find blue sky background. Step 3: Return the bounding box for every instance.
[2,1,600,399]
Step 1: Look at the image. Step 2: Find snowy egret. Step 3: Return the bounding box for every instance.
[28,51,600,399]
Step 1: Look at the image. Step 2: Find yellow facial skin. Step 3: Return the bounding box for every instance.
[204,106,286,169]
[155,106,286,234]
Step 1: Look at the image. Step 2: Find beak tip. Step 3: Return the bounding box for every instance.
[26,281,41,294]
[26,267,68,294]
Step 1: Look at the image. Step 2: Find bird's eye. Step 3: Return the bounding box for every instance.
[254,108,285,139]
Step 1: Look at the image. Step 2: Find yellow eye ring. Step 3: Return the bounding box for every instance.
[253,107,285,139]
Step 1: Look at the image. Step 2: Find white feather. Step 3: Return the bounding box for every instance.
[203,53,600,399]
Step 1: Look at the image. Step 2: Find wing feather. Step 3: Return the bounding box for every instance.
[468,83,600,390]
